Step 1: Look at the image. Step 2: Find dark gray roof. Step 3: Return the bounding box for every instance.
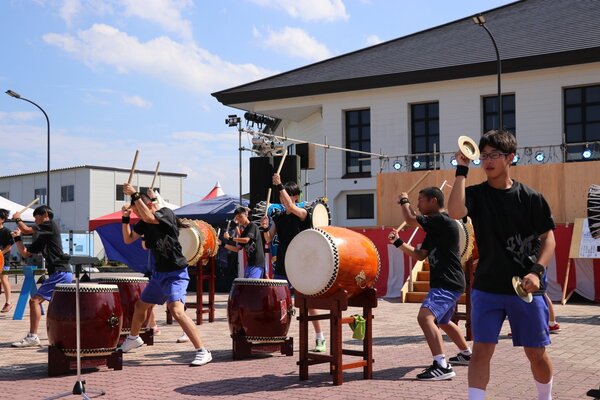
[213,0,600,105]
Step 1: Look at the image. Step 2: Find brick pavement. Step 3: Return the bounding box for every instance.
[0,274,599,399]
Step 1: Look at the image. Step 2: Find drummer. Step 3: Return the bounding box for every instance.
[388,187,470,380]
[11,205,74,347]
[222,207,265,279]
[119,184,212,366]
[261,174,326,353]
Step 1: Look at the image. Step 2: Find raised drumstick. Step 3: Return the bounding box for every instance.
[149,161,160,191]
[265,149,288,215]
[394,173,438,233]
[18,198,40,214]
[127,150,140,185]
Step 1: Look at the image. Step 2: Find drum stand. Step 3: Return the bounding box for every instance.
[44,262,107,399]
[295,288,377,386]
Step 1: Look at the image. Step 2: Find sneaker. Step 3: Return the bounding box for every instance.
[1,303,13,313]
[11,334,41,348]
[177,333,189,343]
[312,338,326,353]
[119,336,144,353]
[549,323,561,334]
[190,349,212,366]
[449,352,471,366]
[416,361,456,381]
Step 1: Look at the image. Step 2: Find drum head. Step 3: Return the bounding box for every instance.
[285,229,336,296]
[178,226,200,264]
[311,203,330,228]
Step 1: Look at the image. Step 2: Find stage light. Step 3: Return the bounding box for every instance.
[582,147,592,159]
[412,160,421,169]
[393,160,402,170]
[473,159,481,165]
[535,151,545,162]
[226,114,241,127]
[451,158,458,167]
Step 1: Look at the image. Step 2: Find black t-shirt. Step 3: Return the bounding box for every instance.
[417,212,465,292]
[272,211,310,278]
[0,226,14,266]
[28,220,71,274]
[239,223,265,266]
[133,208,187,272]
[466,180,555,295]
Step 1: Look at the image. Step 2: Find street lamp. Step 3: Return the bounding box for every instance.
[6,90,51,206]
[472,14,503,131]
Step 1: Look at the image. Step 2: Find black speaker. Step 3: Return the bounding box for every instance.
[296,143,316,169]
[249,155,300,208]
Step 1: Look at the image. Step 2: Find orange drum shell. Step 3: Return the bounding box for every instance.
[183,219,218,266]
[227,279,292,340]
[47,287,123,357]
[97,278,148,334]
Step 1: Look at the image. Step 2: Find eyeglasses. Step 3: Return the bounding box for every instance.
[479,152,508,160]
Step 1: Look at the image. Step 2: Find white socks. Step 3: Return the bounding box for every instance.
[468,387,486,400]
[461,347,472,356]
[535,378,553,400]
[433,354,447,368]
[315,332,325,341]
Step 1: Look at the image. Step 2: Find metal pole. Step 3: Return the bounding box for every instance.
[324,136,328,199]
[238,122,242,204]
[480,24,503,130]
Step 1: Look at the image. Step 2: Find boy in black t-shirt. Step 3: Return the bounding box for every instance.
[0,209,15,313]
[120,184,211,367]
[389,187,470,381]
[11,205,74,347]
[448,130,555,400]
[222,207,265,278]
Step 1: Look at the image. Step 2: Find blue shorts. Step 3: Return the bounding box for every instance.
[36,271,73,301]
[141,268,189,305]
[245,265,265,279]
[471,289,550,347]
[421,287,463,324]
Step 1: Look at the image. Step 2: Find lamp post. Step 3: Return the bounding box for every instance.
[472,14,503,130]
[5,90,51,206]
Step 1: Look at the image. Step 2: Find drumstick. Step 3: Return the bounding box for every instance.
[265,149,289,216]
[149,161,160,191]
[18,198,39,214]
[127,150,140,185]
[394,171,433,232]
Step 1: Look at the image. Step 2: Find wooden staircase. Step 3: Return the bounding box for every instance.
[401,260,467,304]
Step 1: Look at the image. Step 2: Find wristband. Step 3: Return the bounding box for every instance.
[15,218,23,223]
[398,197,410,206]
[14,236,22,243]
[121,216,130,224]
[130,192,141,202]
[455,165,469,178]
[275,183,284,191]
[529,263,545,280]
[393,238,404,248]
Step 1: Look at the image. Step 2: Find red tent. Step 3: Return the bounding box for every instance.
[89,211,140,231]
[201,181,225,200]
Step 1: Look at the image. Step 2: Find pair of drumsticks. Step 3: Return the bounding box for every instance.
[127,150,160,192]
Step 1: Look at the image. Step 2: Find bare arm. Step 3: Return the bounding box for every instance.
[11,229,32,258]
[398,192,419,227]
[388,230,429,261]
[123,183,159,224]
[447,151,469,219]
[121,205,142,245]
[273,174,307,221]
[11,212,35,235]
[522,229,556,293]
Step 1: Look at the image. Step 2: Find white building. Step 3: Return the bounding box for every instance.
[0,165,186,258]
[213,0,600,227]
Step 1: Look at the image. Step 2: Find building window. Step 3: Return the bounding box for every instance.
[564,85,600,161]
[483,94,516,134]
[347,193,374,220]
[34,188,47,205]
[61,185,74,202]
[344,109,371,176]
[0,192,8,199]
[411,102,439,170]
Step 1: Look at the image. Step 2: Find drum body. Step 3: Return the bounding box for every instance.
[179,219,218,265]
[97,277,149,334]
[588,184,600,239]
[227,278,292,341]
[286,226,380,298]
[47,283,122,357]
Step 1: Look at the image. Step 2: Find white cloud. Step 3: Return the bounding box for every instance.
[118,0,194,40]
[0,111,43,122]
[122,94,152,108]
[258,26,332,61]
[365,34,382,46]
[42,24,276,95]
[59,0,83,27]
[248,0,349,22]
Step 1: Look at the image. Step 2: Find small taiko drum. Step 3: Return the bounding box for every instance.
[179,219,218,266]
[304,198,331,228]
[97,276,149,334]
[47,283,122,357]
[286,226,380,298]
[227,278,292,341]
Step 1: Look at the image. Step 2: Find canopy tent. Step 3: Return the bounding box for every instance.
[201,181,225,200]
[0,196,36,222]
[174,194,247,226]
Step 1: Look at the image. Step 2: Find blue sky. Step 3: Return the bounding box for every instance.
[0,0,513,204]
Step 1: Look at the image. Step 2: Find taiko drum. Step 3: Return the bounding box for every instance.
[97,276,149,334]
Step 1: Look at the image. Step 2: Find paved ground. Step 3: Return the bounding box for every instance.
[0,273,599,400]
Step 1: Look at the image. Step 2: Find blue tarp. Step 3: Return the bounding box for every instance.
[173,194,248,226]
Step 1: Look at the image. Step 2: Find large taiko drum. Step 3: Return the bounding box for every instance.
[47,283,122,357]
[179,219,218,266]
[227,278,292,341]
[97,277,149,334]
[285,226,381,298]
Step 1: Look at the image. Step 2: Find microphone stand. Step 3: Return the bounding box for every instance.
[44,261,105,399]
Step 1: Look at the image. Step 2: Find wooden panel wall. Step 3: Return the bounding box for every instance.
[377,160,599,226]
